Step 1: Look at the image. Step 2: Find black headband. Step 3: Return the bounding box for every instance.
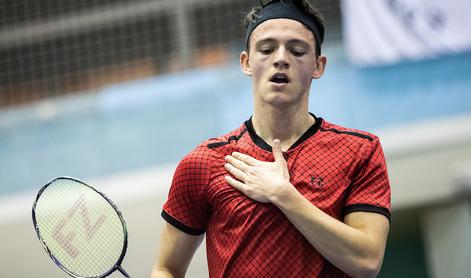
[245,0,324,54]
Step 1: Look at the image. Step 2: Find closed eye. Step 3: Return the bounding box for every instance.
[259,48,274,55]
[290,46,307,57]
[291,50,305,56]
[287,40,310,57]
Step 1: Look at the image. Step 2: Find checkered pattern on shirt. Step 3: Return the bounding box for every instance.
[162,117,391,278]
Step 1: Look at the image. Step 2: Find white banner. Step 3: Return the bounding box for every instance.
[341,0,471,66]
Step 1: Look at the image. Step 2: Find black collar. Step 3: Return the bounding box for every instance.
[244,113,323,152]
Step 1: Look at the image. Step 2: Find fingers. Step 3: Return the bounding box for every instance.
[231,152,258,166]
[224,153,258,183]
[272,139,290,179]
[225,155,250,171]
[224,163,247,182]
[224,175,245,192]
[272,139,285,163]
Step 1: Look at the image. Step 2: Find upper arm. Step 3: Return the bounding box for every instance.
[151,223,204,278]
[152,147,211,277]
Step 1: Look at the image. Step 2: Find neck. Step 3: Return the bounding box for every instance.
[252,104,315,151]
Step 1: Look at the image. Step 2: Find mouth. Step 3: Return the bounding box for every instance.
[269,72,290,84]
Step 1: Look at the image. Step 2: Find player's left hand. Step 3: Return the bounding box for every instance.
[224,139,292,203]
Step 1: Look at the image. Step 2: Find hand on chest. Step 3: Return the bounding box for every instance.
[208,146,357,218]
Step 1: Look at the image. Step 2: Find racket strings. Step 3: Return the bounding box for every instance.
[34,179,125,277]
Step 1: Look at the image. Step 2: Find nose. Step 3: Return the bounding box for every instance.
[273,48,289,69]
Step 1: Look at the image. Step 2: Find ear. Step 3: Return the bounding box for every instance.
[240,51,252,76]
[312,55,327,79]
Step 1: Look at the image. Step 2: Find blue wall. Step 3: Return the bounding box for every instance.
[1,48,470,195]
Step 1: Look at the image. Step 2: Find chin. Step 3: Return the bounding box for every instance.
[262,92,297,107]
[266,89,309,108]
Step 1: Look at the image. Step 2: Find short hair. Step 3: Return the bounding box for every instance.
[242,0,325,57]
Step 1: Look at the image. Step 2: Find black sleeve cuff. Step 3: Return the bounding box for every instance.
[161,210,205,236]
[343,204,391,224]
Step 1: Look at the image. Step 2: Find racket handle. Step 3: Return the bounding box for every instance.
[117,265,131,278]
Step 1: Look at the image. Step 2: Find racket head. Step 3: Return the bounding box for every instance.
[32,176,128,278]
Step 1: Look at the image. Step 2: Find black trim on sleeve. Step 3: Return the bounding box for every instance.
[320,128,373,141]
[207,128,247,149]
[343,204,391,223]
[161,210,205,235]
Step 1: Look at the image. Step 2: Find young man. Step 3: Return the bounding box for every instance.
[151,1,391,277]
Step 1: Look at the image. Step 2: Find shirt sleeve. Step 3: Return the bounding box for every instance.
[162,146,211,235]
[343,138,391,222]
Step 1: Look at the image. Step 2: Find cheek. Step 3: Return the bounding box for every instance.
[296,64,316,83]
[251,64,267,84]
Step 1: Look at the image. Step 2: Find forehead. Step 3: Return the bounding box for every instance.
[250,18,315,46]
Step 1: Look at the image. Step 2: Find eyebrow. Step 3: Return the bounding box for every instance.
[286,40,311,49]
[255,38,312,49]
[255,38,276,48]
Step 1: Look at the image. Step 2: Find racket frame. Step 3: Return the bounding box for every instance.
[32,176,130,278]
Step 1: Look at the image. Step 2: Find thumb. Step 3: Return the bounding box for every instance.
[272,139,290,179]
[272,139,285,163]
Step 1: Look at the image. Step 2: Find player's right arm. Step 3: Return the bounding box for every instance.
[150,223,204,278]
[151,144,211,277]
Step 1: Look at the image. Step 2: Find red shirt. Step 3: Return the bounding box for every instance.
[162,116,391,277]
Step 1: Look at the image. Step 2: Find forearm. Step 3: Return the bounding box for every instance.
[272,186,386,278]
[150,267,181,278]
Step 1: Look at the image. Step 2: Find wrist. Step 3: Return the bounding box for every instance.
[270,181,300,208]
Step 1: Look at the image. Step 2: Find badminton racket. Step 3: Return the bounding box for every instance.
[32,176,131,278]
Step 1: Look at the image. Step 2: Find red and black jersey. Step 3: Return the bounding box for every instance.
[162,115,391,277]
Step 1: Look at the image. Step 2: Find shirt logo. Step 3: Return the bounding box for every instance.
[310,175,324,187]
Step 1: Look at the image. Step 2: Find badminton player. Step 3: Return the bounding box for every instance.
[151,0,391,277]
